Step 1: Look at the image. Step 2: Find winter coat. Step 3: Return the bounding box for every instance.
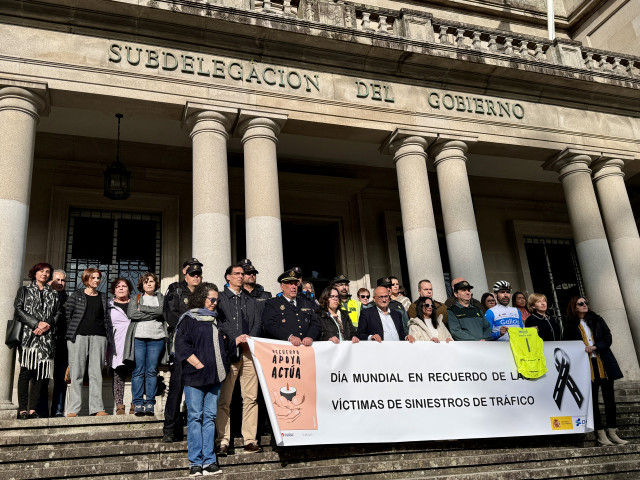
[319,309,357,341]
[108,299,131,369]
[526,311,561,342]
[408,315,454,342]
[14,282,62,379]
[563,312,623,381]
[65,289,114,349]
[217,287,262,338]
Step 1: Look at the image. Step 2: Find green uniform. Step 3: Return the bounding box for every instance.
[447,303,492,341]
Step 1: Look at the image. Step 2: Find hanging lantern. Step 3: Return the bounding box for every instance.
[104,113,131,200]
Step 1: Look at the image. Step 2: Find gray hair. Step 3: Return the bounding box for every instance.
[52,269,67,277]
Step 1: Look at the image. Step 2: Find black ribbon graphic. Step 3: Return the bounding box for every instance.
[553,348,584,409]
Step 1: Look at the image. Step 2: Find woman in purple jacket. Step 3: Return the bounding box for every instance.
[174,282,242,477]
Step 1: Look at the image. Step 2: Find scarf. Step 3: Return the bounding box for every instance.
[578,322,606,381]
[192,309,226,382]
[18,284,58,380]
[328,310,344,340]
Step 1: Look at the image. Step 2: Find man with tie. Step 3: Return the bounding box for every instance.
[357,286,416,342]
[262,269,321,346]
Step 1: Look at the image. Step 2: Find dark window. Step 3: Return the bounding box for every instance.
[65,208,161,294]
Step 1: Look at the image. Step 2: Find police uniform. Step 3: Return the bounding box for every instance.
[262,270,321,341]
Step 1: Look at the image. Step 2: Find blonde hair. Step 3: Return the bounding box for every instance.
[527,293,547,311]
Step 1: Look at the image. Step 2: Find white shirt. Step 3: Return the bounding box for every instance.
[375,307,400,341]
[580,319,597,358]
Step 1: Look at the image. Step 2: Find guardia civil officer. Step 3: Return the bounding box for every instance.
[263,269,321,346]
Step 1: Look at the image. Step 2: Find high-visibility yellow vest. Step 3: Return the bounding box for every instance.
[340,298,361,327]
[509,327,548,379]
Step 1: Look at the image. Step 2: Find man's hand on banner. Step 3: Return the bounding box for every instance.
[302,337,313,346]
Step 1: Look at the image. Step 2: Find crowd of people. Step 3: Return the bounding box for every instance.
[11,257,628,476]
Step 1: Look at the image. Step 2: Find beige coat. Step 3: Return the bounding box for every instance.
[408,315,454,342]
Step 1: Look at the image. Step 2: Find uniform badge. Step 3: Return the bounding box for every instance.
[280,305,285,310]
[183,298,188,304]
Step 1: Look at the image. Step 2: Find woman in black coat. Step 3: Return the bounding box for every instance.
[317,287,359,344]
[174,282,241,476]
[562,296,626,446]
[525,293,561,341]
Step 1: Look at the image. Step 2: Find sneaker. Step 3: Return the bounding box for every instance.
[134,405,145,417]
[203,464,222,475]
[144,404,155,416]
[243,443,263,454]
[53,412,64,418]
[162,433,176,443]
[189,465,203,476]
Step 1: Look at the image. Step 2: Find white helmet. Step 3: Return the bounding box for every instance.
[493,280,512,293]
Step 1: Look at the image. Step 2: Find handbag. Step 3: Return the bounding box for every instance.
[5,316,22,349]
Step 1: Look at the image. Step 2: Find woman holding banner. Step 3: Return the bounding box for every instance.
[408,297,454,343]
[563,296,627,446]
[318,287,359,343]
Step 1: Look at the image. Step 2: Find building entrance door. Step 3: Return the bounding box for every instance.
[524,236,585,322]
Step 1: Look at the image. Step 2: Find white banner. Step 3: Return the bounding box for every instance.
[248,338,593,446]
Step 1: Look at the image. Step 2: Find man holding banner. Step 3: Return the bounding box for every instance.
[357,287,415,342]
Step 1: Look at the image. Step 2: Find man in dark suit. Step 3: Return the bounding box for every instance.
[263,269,321,346]
[357,286,416,342]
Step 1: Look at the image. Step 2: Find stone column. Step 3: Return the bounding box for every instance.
[183,104,238,284]
[238,111,288,295]
[429,138,489,294]
[591,155,640,364]
[0,85,47,418]
[543,149,640,379]
[383,129,446,301]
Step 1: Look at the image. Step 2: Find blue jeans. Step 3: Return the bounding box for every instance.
[131,338,164,406]
[184,383,221,467]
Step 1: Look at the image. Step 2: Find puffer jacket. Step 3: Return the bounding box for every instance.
[65,289,114,349]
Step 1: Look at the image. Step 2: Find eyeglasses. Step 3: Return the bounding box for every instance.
[375,295,390,300]
[206,297,219,304]
[576,300,589,307]
[359,295,370,299]
[328,295,339,299]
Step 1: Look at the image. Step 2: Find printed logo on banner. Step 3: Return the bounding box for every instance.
[574,417,586,427]
[552,348,584,410]
[253,341,318,430]
[550,416,574,430]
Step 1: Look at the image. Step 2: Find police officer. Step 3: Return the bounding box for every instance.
[331,274,361,327]
[377,277,410,333]
[263,269,321,346]
[161,258,203,443]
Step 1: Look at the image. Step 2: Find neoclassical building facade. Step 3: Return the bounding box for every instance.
[0,0,639,416]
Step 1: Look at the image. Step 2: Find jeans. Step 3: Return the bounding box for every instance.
[67,335,107,415]
[184,383,221,467]
[131,338,164,406]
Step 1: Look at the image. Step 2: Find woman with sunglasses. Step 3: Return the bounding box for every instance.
[408,296,454,343]
[174,282,242,476]
[357,288,373,310]
[318,287,359,343]
[563,296,627,446]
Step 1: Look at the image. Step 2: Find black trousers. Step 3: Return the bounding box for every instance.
[163,357,184,435]
[18,366,45,412]
[591,358,617,430]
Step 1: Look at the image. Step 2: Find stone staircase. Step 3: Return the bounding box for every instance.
[1,382,640,479]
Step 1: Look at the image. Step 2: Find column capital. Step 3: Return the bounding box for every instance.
[591,154,635,183]
[236,109,288,141]
[380,128,438,156]
[0,81,50,119]
[542,147,597,180]
[428,136,477,167]
[182,102,238,135]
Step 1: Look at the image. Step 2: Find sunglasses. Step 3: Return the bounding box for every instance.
[576,300,589,307]
[206,297,219,304]
[187,272,202,277]
[359,295,370,299]
[422,304,434,309]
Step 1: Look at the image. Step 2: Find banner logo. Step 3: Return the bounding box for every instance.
[553,348,584,409]
[550,416,574,430]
